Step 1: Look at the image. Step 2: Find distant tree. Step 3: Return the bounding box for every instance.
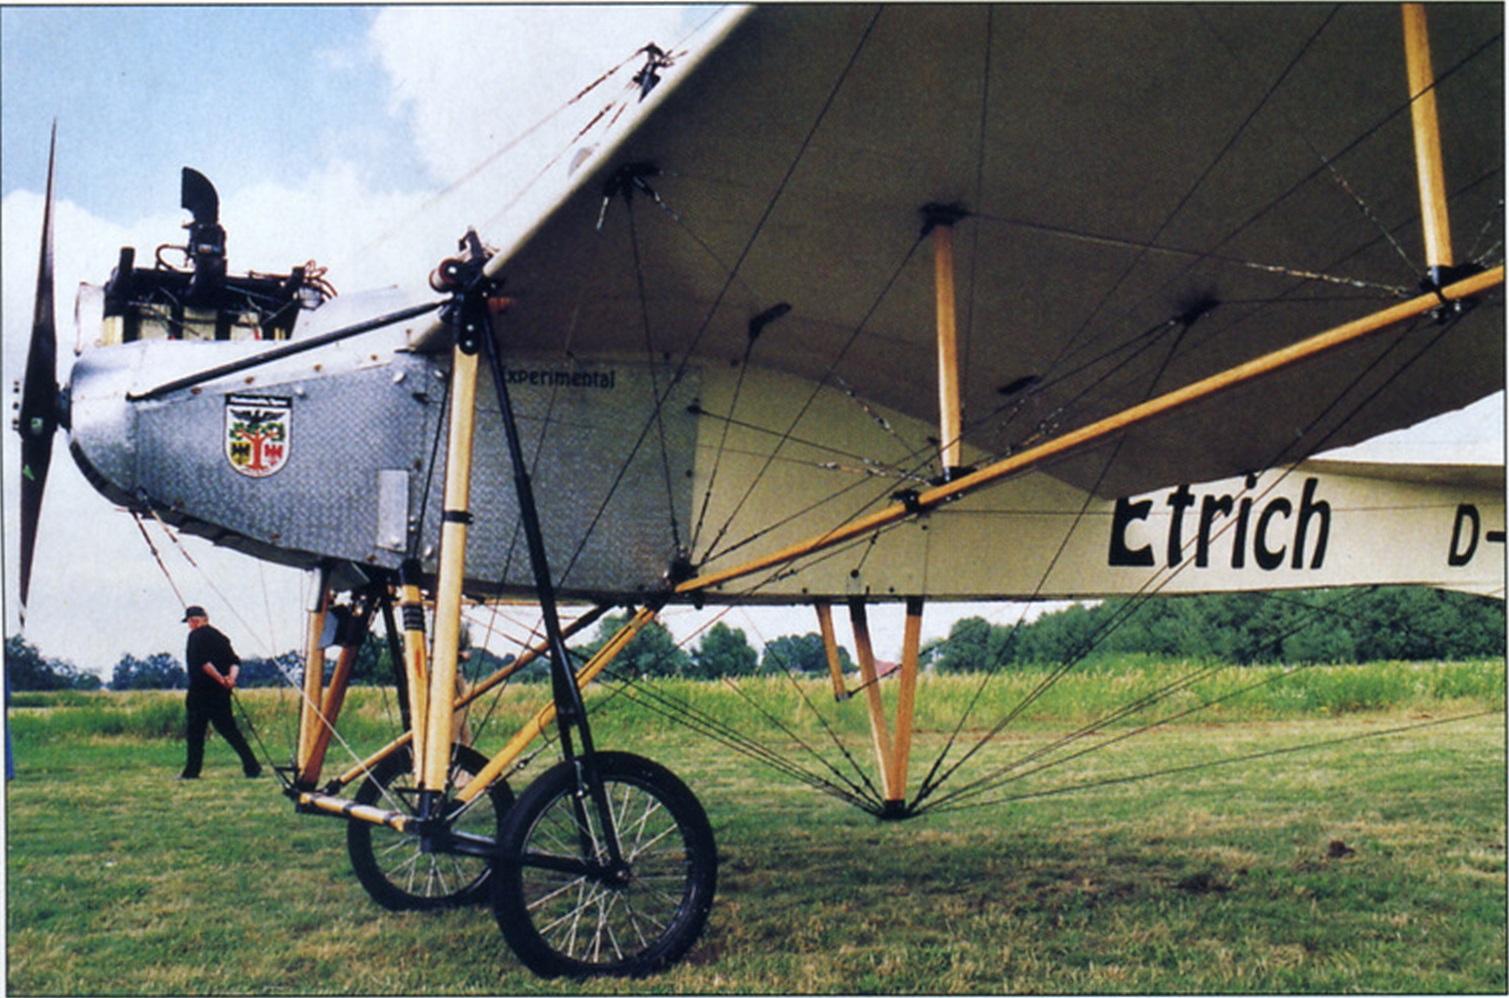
[579,613,691,678]
[690,622,759,678]
[350,629,388,684]
[1013,603,1100,665]
[111,652,187,691]
[760,632,848,675]
[238,651,303,688]
[958,587,1508,669]
[5,635,102,691]
[1343,587,1505,661]
[465,647,516,684]
[932,616,1017,673]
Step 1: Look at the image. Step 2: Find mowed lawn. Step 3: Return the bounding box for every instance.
[6,673,1505,995]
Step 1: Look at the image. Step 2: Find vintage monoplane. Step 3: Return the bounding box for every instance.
[15,3,1504,977]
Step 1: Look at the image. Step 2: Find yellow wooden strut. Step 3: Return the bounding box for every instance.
[885,598,924,811]
[421,343,481,793]
[848,599,898,802]
[328,606,609,791]
[814,601,849,701]
[818,599,928,813]
[300,638,360,788]
[452,606,662,805]
[397,578,430,775]
[1401,3,1454,277]
[295,573,330,781]
[933,221,964,475]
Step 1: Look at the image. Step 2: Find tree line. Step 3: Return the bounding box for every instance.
[929,587,1506,672]
[6,587,1504,692]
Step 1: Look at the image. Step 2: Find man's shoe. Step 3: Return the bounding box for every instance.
[177,774,199,780]
[244,768,263,779]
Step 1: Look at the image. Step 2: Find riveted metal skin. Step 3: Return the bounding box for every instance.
[68,337,699,597]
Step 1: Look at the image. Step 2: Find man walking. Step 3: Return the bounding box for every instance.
[180,605,262,779]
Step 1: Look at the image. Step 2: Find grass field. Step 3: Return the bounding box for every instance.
[6,662,1505,994]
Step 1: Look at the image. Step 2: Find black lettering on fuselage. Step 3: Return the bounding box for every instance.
[1291,477,1330,570]
[1450,504,1480,566]
[503,367,618,390]
[1165,484,1195,566]
[1195,494,1233,567]
[1108,496,1156,567]
[1254,499,1291,570]
[1109,475,1330,572]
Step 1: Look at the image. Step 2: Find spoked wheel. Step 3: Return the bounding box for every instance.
[347,744,511,910]
[492,751,717,978]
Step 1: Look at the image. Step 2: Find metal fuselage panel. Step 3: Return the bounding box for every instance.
[66,338,699,596]
[441,355,699,597]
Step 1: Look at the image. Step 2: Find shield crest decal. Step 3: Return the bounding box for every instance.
[225,395,292,478]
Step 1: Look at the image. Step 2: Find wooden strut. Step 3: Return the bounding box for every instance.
[847,599,897,802]
[452,605,662,806]
[676,266,1503,596]
[298,610,664,832]
[817,598,927,815]
[397,572,430,780]
[327,606,609,793]
[299,603,374,788]
[887,597,924,814]
[421,342,481,794]
[1401,3,1454,279]
[815,601,848,701]
[294,567,331,782]
[933,220,964,475]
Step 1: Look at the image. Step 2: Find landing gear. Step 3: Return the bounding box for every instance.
[346,745,511,910]
[300,240,717,977]
[492,752,717,978]
[456,251,718,975]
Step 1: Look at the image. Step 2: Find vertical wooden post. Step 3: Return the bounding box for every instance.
[814,601,849,700]
[933,221,964,474]
[847,599,897,802]
[1402,3,1454,280]
[397,574,429,778]
[295,569,330,784]
[301,635,362,788]
[422,344,480,793]
[885,597,925,813]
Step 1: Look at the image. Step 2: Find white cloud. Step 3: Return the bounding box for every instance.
[370,6,689,186]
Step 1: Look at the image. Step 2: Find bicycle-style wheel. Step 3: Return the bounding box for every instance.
[347,744,510,910]
[492,751,717,977]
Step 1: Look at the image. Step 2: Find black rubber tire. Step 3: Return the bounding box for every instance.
[492,751,717,978]
[346,743,510,910]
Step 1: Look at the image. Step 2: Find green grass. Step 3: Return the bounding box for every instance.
[6,661,1505,994]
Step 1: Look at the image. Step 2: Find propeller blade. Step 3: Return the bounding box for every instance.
[17,123,60,615]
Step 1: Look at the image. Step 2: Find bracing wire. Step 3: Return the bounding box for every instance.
[930,709,1501,815]
[905,307,1477,813]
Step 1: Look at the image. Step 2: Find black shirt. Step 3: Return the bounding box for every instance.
[185,625,240,697]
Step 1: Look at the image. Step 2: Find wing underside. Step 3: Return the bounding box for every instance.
[452,4,1501,495]
[391,4,1506,600]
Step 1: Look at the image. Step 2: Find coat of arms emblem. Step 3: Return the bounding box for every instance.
[225,395,292,478]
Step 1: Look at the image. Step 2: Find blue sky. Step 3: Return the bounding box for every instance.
[2,7,431,217]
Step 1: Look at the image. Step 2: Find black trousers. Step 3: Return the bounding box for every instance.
[183,692,260,777]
